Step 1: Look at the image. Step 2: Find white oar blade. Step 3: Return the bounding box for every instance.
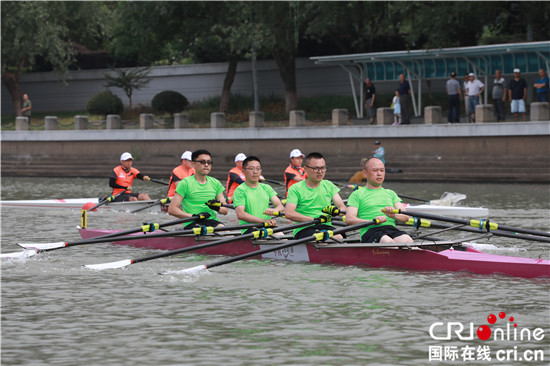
[0,249,38,260]
[84,259,133,271]
[17,241,67,250]
[182,264,208,276]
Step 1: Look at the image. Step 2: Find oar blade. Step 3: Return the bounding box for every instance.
[17,241,67,250]
[84,259,133,271]
[0,249,38,260]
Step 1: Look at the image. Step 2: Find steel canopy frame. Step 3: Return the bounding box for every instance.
[311,42,550,118]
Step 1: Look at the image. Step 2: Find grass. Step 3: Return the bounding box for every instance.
[1,92,459,130]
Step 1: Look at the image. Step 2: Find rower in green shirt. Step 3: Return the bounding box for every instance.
[232,156,285,234]
[346,157,412,243]
[168,149,228,228]
[285,152,347,239]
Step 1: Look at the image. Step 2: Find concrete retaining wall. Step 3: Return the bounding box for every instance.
[2,122,549,183]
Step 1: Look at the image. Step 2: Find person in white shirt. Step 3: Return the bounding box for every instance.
[465,73,485,123]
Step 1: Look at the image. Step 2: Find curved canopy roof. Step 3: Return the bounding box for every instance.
[311,42,550,117]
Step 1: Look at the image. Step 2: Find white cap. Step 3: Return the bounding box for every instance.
[120,152,133,161]
[235,153,247,162]
[181,151,192,160]
[513,68,520,73]
[290,149,304,158]
[468,73,474,77]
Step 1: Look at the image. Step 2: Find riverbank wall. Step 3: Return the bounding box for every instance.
[1,122,549,183]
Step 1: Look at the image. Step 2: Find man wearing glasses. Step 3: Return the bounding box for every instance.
[285,152,346,239]
[168,149,228,227]
[232,156,285,234]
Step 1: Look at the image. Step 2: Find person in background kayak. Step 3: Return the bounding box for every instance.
[232,156,285,234]
[284,148,307,197]
[168,149,228,228]
[285,152,346,240]
[109,152,151,202]
[167,151,195,198]
[346,157,412,243]
[226,153,246,203]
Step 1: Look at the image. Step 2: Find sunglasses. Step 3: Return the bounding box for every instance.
[195,160,213,165]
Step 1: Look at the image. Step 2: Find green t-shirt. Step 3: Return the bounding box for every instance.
[232,182,277,233]
[346,187,402,236]
[175,175,224,226]
[286,180,340,236]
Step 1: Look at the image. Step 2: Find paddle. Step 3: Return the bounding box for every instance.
[87,191,125,212]
[397,210,550,238]
[15,220,266,253]
[402,217,550,243]
[130,197,171,213]
[262,178,285,186]
[148,178,169,186]
[84,219,320,270]
[5,215,211,259]
[175,219,379,276]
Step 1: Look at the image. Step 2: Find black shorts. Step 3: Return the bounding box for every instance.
[184,219,223,229]
[294,223,336,239]
[111,193,139,202]
[361,225,409,243]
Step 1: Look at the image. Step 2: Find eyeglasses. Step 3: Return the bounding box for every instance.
[195,160,213,165]
[305,166,327,172]
[245,167,262,172]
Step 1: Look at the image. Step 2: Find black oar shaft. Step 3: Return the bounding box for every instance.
[203,220,374,270]
[132,220,319,264]
[149,178,169,186]
[402,210,550,238]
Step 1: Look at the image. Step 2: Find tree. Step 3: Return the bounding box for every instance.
[104,67,151,110]
[1,1,107,114]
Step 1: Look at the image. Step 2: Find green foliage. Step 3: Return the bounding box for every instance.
[104,68,151,109]
[87,91,124,117]
[151,91,189,115]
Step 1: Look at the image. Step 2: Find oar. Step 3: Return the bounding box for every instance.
[262,178,285,186]
[87,191,125,212]
[130,197,171,213]
[176,219,379,276]
[148,178,169,186]
[402,217,550,243]
[4,216,210,259]
[15,220,265,254]
[398,210,550,238]
[84,220,321,270]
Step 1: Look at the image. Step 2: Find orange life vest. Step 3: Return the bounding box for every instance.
[226,166,245,200]
[284,165,307,194]
[112,165,140,195]
[167,165,195,197]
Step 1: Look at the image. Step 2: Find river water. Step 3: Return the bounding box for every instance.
[1,177,549,366]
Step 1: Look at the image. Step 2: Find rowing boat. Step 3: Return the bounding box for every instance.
[78,228,549,279]
[1,198,486,217]
[0,198,169,213]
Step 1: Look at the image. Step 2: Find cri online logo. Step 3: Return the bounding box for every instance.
[429,312,545,341]
[477,312,515,340]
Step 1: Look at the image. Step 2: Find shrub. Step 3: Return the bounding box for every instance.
[87,90,124,116]
[152,91,189,115]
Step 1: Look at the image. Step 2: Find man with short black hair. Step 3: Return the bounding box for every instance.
[233,156,285,233]
[508,68,527,121]
[168,149,228,228]
[285,152,346,239]
[446,72,462,123]
[492,70,507,122]
[346,158,412,243]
